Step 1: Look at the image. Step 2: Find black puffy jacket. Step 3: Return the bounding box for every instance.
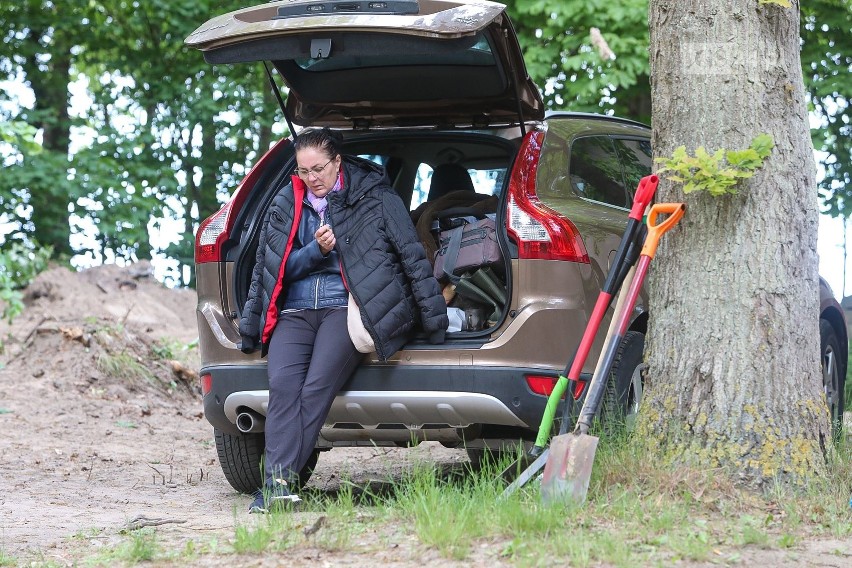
[239,156,448,361]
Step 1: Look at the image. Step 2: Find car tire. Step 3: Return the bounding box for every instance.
[601,331,645,432]
[820,319,845,437]
[213,429,319,494]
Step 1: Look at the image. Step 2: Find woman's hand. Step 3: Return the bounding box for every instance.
[315,224,336,255]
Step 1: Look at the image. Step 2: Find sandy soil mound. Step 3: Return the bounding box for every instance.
[11,261,198,342]
[1,262,200,401]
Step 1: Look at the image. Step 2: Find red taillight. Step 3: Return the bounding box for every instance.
[506,129,589,263]
[194,138,292,264]
[195,202,232,263]
[200,373,212,396]
[525,375,564,398]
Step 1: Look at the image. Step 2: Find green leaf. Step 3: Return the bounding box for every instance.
[657,133,773,198]
[726,149,760,169]
[749,134,775,160]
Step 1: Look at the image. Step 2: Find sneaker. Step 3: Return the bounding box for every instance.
[248,479,302,514]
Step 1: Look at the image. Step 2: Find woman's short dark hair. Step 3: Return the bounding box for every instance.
[294,127,343,159]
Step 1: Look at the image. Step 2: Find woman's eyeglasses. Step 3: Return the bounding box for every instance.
[295,157,335,179]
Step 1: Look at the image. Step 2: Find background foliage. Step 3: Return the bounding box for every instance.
[1,0,282,286]
[0,0,849,286]
[801,0,852,219]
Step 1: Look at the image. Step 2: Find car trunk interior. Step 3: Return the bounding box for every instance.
[228,130,520,341]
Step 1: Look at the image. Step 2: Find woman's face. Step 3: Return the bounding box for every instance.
[295,147,340,198]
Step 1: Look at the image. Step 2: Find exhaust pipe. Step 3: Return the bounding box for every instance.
[236,410,266,434]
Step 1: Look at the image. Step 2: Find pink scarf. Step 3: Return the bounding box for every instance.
[306,168,343,223]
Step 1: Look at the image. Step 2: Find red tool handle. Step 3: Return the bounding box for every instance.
[628,175,658,221]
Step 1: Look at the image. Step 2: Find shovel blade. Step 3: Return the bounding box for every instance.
[540,432,599,505]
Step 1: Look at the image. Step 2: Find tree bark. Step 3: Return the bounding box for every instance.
[23,24,74,258]
[638,0,828,486]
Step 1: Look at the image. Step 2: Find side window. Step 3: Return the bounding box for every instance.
[569,137,629,208]
[612,139,652,196]
[410,164,434,210]
[358,154,387,166]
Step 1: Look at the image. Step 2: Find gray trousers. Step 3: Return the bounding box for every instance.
[264,307,360,485]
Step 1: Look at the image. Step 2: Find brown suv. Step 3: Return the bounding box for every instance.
[187,0,848,494]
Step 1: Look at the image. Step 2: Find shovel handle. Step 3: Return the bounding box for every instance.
[641,203,686,259]
[629,175,658,221]
[534,375,570,448]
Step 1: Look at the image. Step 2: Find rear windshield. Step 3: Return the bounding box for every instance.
[294,34,495,72]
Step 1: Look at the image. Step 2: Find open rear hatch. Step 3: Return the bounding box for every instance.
[185,0,544,128]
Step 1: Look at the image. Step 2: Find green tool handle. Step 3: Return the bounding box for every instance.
[533,375,570,448]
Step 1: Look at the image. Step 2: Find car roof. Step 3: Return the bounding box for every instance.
[545,111,650,130]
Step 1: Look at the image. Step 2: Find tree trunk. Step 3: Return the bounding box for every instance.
[624,75,652,124]
[23,25,74,258]
[637,0,828,486]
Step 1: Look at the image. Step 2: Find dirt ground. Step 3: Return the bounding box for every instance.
[1,263,851,567]
[0,263,479,566]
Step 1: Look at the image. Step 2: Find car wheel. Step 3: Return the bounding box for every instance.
[820,319,845,437]
[214,429,319,494]
[601,331,645,432]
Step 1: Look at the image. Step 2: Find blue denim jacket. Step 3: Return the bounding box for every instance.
[281,201,347,310]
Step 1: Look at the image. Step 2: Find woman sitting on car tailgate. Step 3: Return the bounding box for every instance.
[238,127,448,513]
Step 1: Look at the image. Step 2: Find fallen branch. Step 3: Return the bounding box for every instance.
[121,515,187,533]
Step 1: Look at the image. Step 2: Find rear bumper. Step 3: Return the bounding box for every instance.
[201,364,569,443]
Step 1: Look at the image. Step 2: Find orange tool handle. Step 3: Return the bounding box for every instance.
[641,203,686,259]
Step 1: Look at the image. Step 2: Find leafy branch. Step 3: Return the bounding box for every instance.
[655,134,775,197]
[0,242,53,323]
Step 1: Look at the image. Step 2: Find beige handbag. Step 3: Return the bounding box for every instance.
[347,294,375,353]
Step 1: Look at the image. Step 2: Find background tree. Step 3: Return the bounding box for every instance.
[1,0,283,285]
[637,0,828,485]
[1,0,847,290]
[0,1,87,257]
[505,0,652,122]
[801,0,851,294]
[802,0,852,218]
[74,0,281,285]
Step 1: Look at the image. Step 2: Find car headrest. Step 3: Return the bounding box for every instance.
[428,163,475,202]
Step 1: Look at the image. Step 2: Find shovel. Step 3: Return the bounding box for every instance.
[540,202,686,505]
[499,175,659,494]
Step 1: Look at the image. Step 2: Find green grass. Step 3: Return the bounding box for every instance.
[0,549,16,567]
[79,528,219,565]
[846,341,852,412]
[232,507,297,554]
[96,351,153,383]
[85,528,160,564]
[367,429,852,565]
[232,522,276,554]
[63,429,852,565]
[310,482,359,551]
[151,337,198,362]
